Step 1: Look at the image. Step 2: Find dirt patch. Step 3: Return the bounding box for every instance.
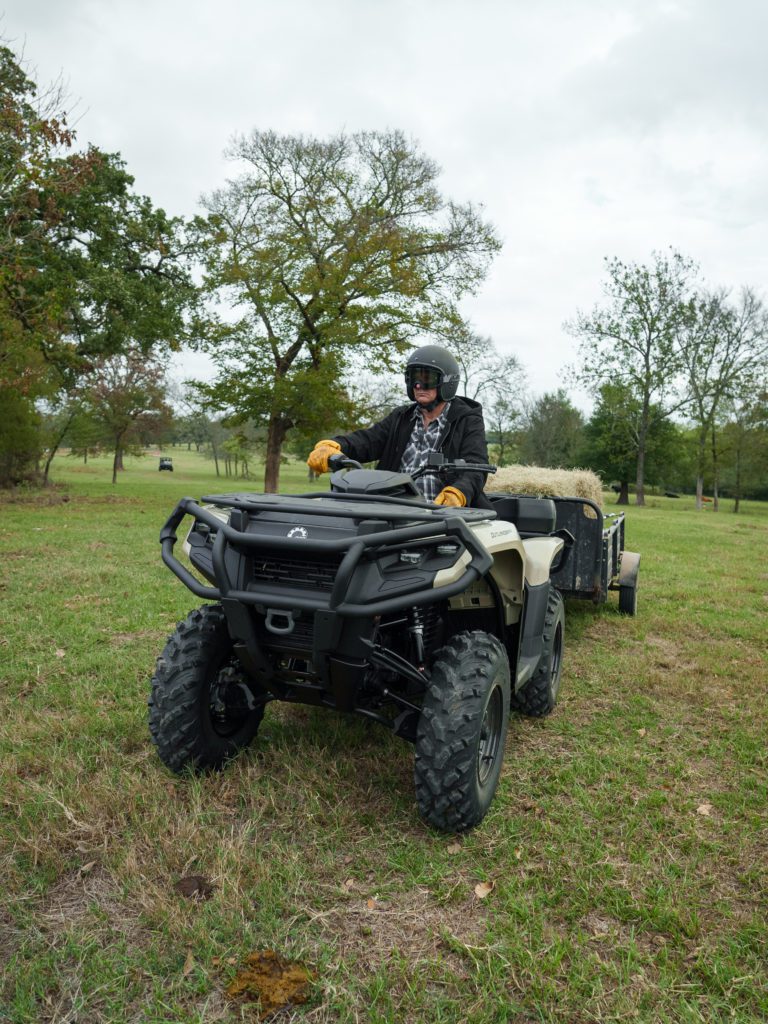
[303,887,486,973]
[0,489,71,507]
[38,866,136,940]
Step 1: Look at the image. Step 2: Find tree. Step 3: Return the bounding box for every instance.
[581,383,687,503]
[79,348,170,483]
[680,288,768,510]
[518,389,585,468]
[451,327,527,404]
[0,43,195,485]
[193,129,500,491]
[485,394,522,467]
[717,386,768,511]
[567,250,696,504]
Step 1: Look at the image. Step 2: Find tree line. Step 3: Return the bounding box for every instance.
[2,44,767,507]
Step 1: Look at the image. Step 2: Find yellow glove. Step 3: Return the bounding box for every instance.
[306,439,342,475]
[434,486,466,507]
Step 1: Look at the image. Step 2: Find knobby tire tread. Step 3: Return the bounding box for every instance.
[148,604,263,773]
[414,630,510,833]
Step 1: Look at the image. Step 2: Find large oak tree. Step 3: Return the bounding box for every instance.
[192,129,500,491]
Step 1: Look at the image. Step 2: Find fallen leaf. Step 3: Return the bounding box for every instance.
[343,855,353,864]
[342,877,355,891]
[211,956,221,966]
[636,728,647,737]
[79,860,97,875]
[514,849,522,860]
[474,880,495,899]
[55,649,65,658]
[366,898,376,910]
[182,949,195,976]
[696,803,713,817]
[174,875,215,900]
[446,842,462,854]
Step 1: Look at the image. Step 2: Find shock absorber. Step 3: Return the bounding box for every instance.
[408,606,426,671]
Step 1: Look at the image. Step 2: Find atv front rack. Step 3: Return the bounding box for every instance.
[160,496,494,619]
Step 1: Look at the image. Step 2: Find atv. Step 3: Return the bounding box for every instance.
[149,454,638,832]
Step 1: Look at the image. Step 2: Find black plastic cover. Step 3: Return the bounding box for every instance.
[488,494,557,535]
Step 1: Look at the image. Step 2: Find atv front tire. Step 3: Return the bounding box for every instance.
[149,604,264,772]
[511,585,564,718]
[414,631,510,832]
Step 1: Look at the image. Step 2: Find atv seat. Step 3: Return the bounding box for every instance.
[488,494,557,536]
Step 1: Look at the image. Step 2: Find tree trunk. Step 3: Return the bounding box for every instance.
[635,443,646,506]
[112,446,120,485]
[711,424,719,512]
[616,480,629,505]
[264,415,288,493]
[695,430,706,510]
[43,411,76,485]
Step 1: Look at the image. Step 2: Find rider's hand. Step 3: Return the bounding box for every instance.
[434,486,466,508]
[307,439,342,475]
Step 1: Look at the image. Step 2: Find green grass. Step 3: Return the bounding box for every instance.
[1,448,767,1022]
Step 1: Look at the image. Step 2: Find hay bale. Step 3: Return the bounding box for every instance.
[485,464,604,507]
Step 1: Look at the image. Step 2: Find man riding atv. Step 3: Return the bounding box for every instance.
[307,345,492,509]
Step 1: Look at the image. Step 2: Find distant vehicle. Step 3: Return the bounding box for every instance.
[159,457,174,472]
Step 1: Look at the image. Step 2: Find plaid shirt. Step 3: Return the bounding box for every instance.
[399,403,451,500]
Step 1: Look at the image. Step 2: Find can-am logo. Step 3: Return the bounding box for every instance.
[287,526,308,539]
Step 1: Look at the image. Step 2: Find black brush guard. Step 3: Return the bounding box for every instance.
[160,496,493,617]
[160,495,495,734]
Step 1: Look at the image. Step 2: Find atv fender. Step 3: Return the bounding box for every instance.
[520,537,565,586]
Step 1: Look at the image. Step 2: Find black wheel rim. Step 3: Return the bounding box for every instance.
[477,681,503,786]
[208,664,253,738]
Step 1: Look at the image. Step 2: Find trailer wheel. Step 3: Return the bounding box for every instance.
[414,631,510,833]
[511,586,564,718]
[619,579,638,615]
[149,604,264,772]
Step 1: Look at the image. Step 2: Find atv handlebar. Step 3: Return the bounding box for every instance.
[327,451,498,481]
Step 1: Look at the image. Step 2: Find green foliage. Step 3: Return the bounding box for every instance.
[192,129,500,489]
[567,250,697,502]
[0,43,195,485]
[580,383,691,492]
[0,391,41,485]
[519,388,585,468]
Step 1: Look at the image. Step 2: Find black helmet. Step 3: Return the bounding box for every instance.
[405,345,461,403]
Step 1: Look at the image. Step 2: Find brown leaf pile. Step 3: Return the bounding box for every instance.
[226,949,311,1018]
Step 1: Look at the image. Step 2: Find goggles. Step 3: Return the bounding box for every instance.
[407,367,441,389]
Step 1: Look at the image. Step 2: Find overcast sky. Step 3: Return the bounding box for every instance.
[3,0,767,407]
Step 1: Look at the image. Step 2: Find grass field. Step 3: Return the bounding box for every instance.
[1,449,766,1023]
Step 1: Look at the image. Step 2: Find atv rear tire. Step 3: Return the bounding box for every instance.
[149,604,264,773]
[414,631,510,833]
[511,586,564,718]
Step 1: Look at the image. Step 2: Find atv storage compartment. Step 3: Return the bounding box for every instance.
[488,494,557,536]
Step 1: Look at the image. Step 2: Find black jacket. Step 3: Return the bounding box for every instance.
[333,397,491,508]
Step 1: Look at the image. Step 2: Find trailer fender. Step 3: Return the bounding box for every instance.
[619,550,640,588]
